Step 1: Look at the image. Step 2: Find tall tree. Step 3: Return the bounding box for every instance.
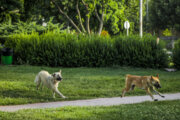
[51,0,110,35]
[149,0,180,33]
[104,0,146,35]
[12,0,146,35]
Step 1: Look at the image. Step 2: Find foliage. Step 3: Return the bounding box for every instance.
[0,43,3,57]
[100,30,110,37]
[149,0,180,32]
[162,28,172,36]
[50,0,120,35]
[0,0,23,23]
[0,19,66,36]
[22,0,52,22]
[0,65,180,105]
[5,33,168,68]
[173,39,180,69]
[9,0,146,35]
[0,18,67,44]
[0,0,148,35]
[113,35,168,68]
[104,0,146,35]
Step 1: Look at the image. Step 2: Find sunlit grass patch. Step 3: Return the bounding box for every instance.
[0,65,180,105]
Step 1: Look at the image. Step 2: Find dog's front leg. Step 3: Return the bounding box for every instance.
[54,88,66,98]
[40,84,44,91]
[146,88,157,101]
[152,87,165,98]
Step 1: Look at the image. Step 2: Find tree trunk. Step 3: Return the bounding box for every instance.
[95,5,104,35]
[76,0,86,33]
[98,19,103,35]
[82,0,90,34]
[86,14,90,34]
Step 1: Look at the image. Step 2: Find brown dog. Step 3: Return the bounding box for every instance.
[121,74,165,101]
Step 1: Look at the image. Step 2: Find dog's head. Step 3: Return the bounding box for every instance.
[151,74,161,89]
[52,70,63,81]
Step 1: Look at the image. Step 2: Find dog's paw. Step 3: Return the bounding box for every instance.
[154,99,158,101]
[62,96,67,99]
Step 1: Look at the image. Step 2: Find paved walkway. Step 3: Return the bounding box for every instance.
[0,93,180,112]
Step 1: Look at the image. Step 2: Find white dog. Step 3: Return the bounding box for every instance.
[34,70,66,98]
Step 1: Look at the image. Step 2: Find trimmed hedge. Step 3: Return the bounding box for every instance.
[4,32,168,68]
[173,39,180,69]
[113,35,168,68]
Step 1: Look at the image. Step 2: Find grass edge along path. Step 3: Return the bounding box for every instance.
[0,100,180,120]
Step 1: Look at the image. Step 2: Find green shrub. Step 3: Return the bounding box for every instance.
[5,33,168,68]
[173,39,180,69]
[0,19,67,45]
[113,35,168,68]
[162,28,172,36]
[0,19,66,36]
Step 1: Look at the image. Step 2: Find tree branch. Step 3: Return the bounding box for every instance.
[82,0,88,10]
[82,0,90,34]
[95,7,101,22]
[97,2,104,35]
[51,0,82,33]
[76,0,86,33]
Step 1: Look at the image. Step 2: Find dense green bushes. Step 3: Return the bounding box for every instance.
[173,39,180,69]
[113,35,168,68]
[0,20,66,36]
[5,32,168,68]
[0,19,66,44]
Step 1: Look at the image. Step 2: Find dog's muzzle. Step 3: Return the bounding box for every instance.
[57,77,62,81]
[154,83,161,89]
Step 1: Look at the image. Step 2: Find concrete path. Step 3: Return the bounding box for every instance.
[0,93,180,112]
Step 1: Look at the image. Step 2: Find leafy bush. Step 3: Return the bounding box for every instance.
[173,39,180,69]
[0,18,67,44]
[162,28,172,36]
[101,30,110,37]
[5,33,168,68]
[1,21,66,34]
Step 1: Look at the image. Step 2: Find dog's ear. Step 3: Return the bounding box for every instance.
[156,74,159,78]
[59,70,61,73]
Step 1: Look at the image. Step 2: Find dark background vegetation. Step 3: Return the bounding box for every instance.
[0,0,179,69]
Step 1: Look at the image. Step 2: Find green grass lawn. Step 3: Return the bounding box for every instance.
[0,100,180,120]
[0,65,180,105]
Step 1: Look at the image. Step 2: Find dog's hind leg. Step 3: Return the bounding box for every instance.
[121,86,131,97]
[121,77,131,97]
[54,88,66,98]
[121,88,126,97]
